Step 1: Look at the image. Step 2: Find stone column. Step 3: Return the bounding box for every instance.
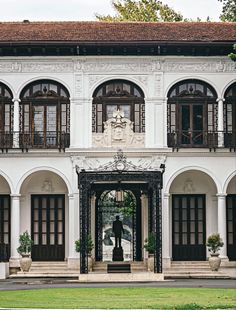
[162,193,171,268]
[217,98,225,147]
[9,194,21,268]
[217,193,228,259]
[12,98,20,148]
[67,194,79,269]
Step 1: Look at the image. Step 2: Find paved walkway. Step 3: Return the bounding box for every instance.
[0,278,235,290]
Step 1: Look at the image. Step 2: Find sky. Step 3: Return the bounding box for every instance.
[0,0,223,22]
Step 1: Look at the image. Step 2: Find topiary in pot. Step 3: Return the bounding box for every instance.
[75,234,94,272]
[206,233,224,271]
[17,231,34,272]
[144,232,156,272]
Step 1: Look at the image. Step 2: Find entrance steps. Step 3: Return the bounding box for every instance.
[93,261,147,273]
[164,261,231,279]
[9,261,79,278]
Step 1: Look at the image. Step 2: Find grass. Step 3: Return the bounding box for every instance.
[0,287,235,309]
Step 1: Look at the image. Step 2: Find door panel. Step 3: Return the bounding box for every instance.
[0,195,10,261]
[172,195,206,261]
[227,195,236,260]
[31,195,65,261]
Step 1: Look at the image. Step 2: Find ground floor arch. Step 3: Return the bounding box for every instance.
[169,169,217,261]
[226,175,236,261]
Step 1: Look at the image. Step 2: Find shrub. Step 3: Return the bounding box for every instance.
[206,233,224,254]
[75,234,94,254]
[144,232,156,254]
[17,231,33,255]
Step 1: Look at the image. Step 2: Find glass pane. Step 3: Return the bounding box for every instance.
[190,233,195,244]
[50,234,55,245]
[174,234,179,245]
[106,105,117,119]
[58,234,63,245]
[34,234,39,245]
[42,234,47,245]
[181,106,190,130]
[46,106,57,131]
[120,105,131,119]
[33,106,44,132]
[182,221,187,233]
[193,105,203,131]
[182,233,187,244]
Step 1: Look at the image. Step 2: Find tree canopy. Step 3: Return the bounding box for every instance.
[96,0,184,22]
[218,0,236,22]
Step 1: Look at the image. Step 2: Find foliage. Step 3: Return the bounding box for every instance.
[218,0,236,22]
[17,231,33,255]
[206,233,224,254]
[96,0,184,22]
[229,44,236,68]
[75,234,94,254]
[144,232,156,254]
[0,288,236,309]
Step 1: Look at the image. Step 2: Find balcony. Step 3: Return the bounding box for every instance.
[0,131,70,151]
[168,130,236,151]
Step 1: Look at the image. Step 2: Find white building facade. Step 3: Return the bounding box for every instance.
[0,21,235,275]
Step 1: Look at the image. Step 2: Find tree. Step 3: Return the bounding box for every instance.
[218,0,236,22]
[96,0,184,22]
[229,44,236,67]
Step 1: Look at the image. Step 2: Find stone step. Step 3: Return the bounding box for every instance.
[10,272,79,278]
[164,273,230,279]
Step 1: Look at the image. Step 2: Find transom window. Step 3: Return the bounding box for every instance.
[92,80,145,133]
[167,79,217,147]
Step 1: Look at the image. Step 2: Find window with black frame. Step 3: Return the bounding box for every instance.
[224,82,236,149]
[19,80,70,149]
[92,80,145,133]
[0,83,13,149]
[167,79,217,148]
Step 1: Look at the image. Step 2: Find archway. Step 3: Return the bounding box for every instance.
[0,175,11,261]
[169,169,217,261]
[20,170,69,261]
[226,175,236,260]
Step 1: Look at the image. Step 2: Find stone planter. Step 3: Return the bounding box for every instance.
[20,254,32,272]
[147,254,154,272]
[88,255,93,272]
[209,253,221,271]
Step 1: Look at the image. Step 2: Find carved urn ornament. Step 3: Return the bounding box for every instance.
[206,233,224,271]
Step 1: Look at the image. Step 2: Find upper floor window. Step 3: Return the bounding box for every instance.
[19,80,70,148]
[224,82,236,132]
[0,83,13,134]
[92,80,145,133]
[167,79,217,147]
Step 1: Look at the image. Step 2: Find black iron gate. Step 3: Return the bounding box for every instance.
[77,153,163,274]
[0,195,10,261]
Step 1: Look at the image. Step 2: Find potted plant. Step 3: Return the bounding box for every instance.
[75,234,94,272]
[206,233,224,271]
[17,231,34,272]
[144,232,156,272]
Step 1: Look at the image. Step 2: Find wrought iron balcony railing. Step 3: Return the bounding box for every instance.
[0,131,70,151]
[167,130,236,151]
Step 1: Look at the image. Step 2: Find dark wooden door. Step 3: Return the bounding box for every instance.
[172,195,206,261]
[0,195,10,261]
[179,103,206,146]
[227,195,236,261]
[31,195,65,261]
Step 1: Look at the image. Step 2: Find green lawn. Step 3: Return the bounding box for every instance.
[0,288,235,309]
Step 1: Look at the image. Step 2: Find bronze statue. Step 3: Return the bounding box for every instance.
[112,215,124,248]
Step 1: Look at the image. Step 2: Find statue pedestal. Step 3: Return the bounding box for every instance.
[112,247,124,261]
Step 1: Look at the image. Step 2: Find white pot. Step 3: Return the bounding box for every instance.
[20,254,32,272]
[148,254,154,272]
[209,253,221,271]
[88,255,93,272]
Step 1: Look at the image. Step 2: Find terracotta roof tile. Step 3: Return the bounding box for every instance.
[0,21,235,43]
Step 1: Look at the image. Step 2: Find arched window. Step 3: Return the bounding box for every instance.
[0,83,13,148]
[20,80,70,148]
[167,79,217,147]
[224,82,236,148]
[92,80,145,133]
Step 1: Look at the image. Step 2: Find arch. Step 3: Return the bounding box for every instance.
[0,170,14,193]
[90,76,148,99]
[0,80,15,98]
[165,76,219,98]
[17,76,71,99]
[222,80,236,98]
[223,171,236,193]
[92,79,145,133]
[164,166,221,194]
[16,166,73,195]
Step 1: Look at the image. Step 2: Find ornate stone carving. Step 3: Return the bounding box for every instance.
[0,62,22,72]
[22,62,73,73]
[165,61,236,73]
[137,155,166,171]
[183,178,195,193]
[41,179,54,192]
[75,75,83,96]
[92,109,145,148]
